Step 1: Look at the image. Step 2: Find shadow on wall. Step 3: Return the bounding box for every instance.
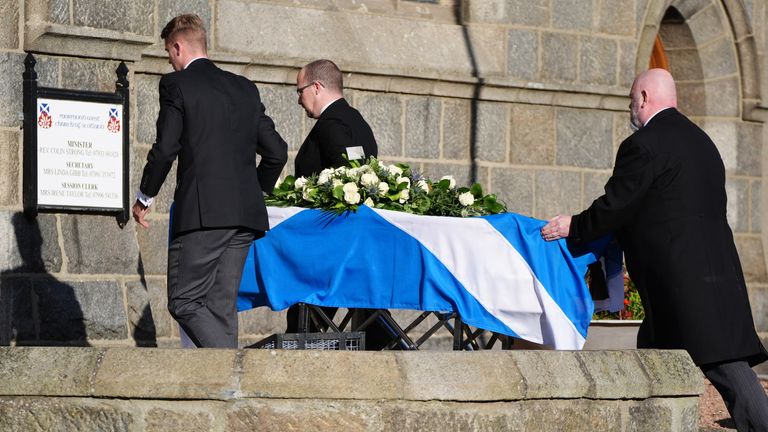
[133,253,158,347]
[455,0,483,184]
[0,213,90,346]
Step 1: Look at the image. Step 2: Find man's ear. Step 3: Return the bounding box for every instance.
[641,90,648,107]
[171,41,182,57]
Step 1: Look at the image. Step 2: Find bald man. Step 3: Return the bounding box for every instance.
[542,69,768,430]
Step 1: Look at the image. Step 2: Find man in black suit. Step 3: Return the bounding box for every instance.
[294,59,377,177]
[289,59,391,349]
[542,69,768,430]
[133,14,287,348]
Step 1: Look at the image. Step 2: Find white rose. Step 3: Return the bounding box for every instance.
[347,167,361,179]
[441,175,456,189]
[458,191,475,206]
[416,179,430,192]
[398,188,410,203]
[396,176,411,188]
[294,176,308,190]
[344,190,361,205]
[364,197,374,207]
[317,168,333,185]
[378,182,390,197]
[334,166,348,178]
[360,172,379,187]
[302,188,314,201]
[332,179,343,188]
[343,182,359,194]
[388,165,403,176]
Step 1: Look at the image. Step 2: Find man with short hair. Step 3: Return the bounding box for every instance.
[290,59,390,349]
[542,68,768,430]
[133,14,287,348]
[294,59,377,177]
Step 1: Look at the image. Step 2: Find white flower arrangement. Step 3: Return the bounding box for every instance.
[267,157,506,217]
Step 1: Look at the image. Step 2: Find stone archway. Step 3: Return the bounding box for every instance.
[638,0,746,120]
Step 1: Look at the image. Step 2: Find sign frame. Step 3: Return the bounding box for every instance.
[23,54,130,226]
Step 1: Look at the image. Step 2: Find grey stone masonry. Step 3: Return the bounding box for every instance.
[259,83,306,153]
[134,74,161,146]
[475,102,508,162]
[60,215,139,275]
[0,212,61,274]
[72,0,154,36]
[509,104,555,165]
[556,108,614,169]
[404,97,441,159]
[4,278,128,343]
[0,130,19,207]
[507,29,539,81]
[490,167,534,216]
[0,348,703,431]
[0,0,19,50]
[726,178,749,233]
[751,180,761,233]
[736,236,768,283]
[441,99,471,160]
[125,278,173,343]
[541,32,579,83]
[580,37,618,86]
[534,170,582,219]
[0,53,25,129]
[553,0,594,31]
[354,92,403,158]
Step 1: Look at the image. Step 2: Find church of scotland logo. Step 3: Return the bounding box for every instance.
[107,108,121,133]
[38,103,52,129]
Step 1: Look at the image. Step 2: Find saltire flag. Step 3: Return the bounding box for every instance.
[238,206,608,350]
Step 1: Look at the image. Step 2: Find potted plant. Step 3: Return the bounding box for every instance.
[583,272,644,350]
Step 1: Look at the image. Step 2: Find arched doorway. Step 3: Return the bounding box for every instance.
[648,35,669,71]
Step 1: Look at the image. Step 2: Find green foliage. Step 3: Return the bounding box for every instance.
[265,157,507,217]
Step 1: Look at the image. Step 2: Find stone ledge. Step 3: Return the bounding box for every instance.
[25,23,154,61]
[0,395,701,432]
[0,347,702,402]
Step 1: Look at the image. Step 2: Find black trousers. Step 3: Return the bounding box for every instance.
[167,227,257,348]
[702,360,768,431]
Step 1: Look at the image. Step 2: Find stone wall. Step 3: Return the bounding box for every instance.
[0,347,703,431]
[0,0,766,358]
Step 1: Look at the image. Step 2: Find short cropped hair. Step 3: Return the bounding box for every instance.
[161,14,207,51]
[303,59,343,93]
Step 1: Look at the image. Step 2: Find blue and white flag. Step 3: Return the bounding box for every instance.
[238,206,607,350]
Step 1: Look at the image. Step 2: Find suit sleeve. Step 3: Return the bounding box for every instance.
[569,138,654,244]
[255,100,288,194]
[313,118,355,169]
[139,76,184,197]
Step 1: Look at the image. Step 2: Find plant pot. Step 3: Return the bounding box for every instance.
[583,320,642,350]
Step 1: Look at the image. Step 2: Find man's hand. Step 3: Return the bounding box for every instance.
[132,200,150,228]
[541,215,571,242]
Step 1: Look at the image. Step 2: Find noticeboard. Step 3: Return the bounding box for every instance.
[23,54,130,225]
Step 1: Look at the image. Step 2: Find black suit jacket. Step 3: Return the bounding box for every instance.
[294,98,377,177]
[140,59,287,236]
[570,108,767,366]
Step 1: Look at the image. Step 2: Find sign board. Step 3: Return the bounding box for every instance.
[23,54,130,225]
[36,98,124,209]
